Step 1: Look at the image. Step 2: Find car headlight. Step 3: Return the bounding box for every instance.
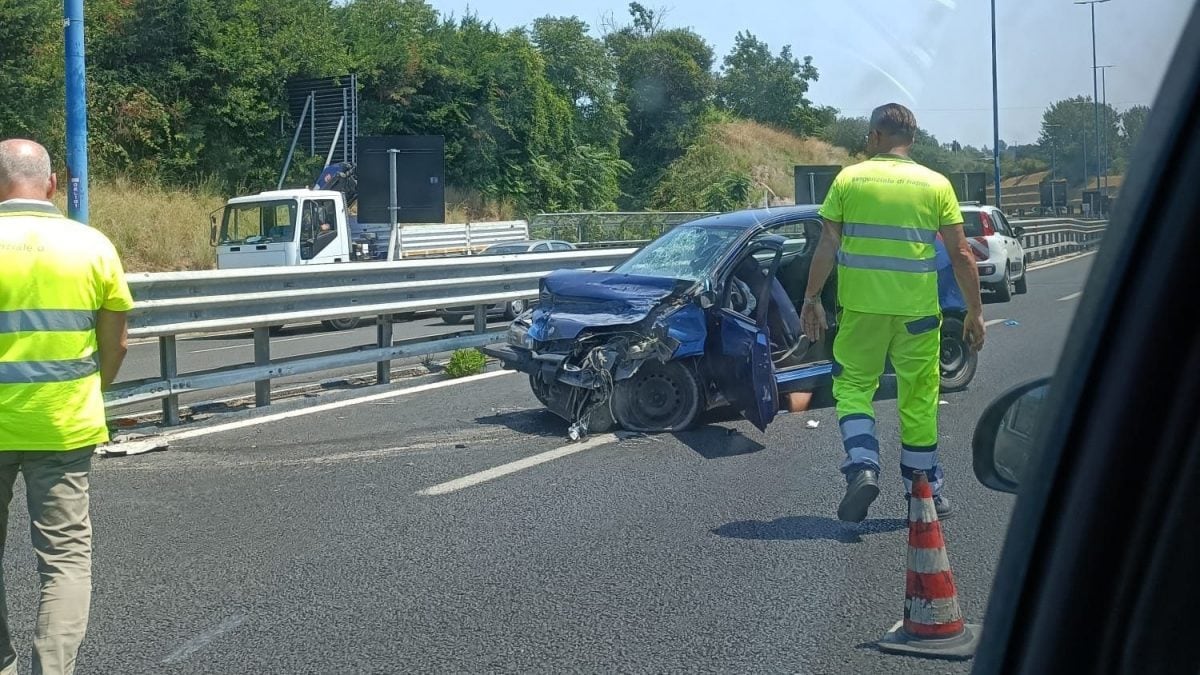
[507,320,533,348]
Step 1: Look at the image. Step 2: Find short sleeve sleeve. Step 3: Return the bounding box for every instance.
[96,238,134,312]
[938,180,964,227]
[818,173,845,223]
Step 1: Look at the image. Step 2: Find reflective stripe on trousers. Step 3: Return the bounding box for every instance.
[832,310,944,494]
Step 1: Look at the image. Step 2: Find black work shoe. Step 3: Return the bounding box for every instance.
[838,470,880,523]
[907,493,954,520]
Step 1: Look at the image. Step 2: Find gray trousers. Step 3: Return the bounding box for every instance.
[0,449,93,675]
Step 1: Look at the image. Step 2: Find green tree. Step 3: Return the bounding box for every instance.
[1038,96,1120,186]
[1120,104,1151,165]
[0,0,64,159]
[820,116,869,155]
[716,31,823,135]
[607,4,715,207]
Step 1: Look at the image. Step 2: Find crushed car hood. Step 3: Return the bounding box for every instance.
[527,270,694,342]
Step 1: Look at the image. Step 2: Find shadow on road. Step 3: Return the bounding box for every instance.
[474,408,568,438]
[672,425,766,459]
[713,516,907,544]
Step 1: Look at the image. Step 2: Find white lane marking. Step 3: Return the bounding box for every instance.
[418,433,619,496]
[1057,291,1083,302]
[164,370,513,441]
[161,614,247,665]
[984,318,1008,327]
[188,333,335,354]
[1027,251,1096,271]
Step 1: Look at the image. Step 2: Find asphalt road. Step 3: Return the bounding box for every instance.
[4,255,1093,673]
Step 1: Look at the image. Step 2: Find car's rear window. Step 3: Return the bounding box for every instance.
[961,211,984,238]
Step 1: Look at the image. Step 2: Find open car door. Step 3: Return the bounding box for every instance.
[712,237,784,431]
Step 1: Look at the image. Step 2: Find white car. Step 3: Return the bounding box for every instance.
[960,203,1028,301]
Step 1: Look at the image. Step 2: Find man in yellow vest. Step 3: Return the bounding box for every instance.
[0,139,132,674]
[800,104,986,523]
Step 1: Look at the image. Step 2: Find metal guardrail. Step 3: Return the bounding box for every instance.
[106,217,1106,427]
[109,248,637,423]
[1013,218,1107,262]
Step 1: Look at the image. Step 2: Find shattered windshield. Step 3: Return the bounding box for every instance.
[218,200,297,245]
[612,225,743,282]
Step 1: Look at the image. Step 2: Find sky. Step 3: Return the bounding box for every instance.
[427,0,1191,147]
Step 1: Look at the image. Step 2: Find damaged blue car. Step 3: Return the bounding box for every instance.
[483,205,976,437]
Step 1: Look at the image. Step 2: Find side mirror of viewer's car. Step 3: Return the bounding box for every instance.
[972,378,1052,494]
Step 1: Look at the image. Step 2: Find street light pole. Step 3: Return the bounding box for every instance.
[1075,0,1110,200]
[1097,64,1114,194]
[991,0,1002,208]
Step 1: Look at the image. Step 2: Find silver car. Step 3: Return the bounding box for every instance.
[437,240,576,324]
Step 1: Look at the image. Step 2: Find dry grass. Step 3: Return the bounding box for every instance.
[715,119,858,201]
[653,118,859,209]
[53,178,223,272]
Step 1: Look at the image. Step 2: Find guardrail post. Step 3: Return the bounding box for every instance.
[158,335,180,426]
[377,315,394,384]
[474,304,487,334]
[253,327,271,408]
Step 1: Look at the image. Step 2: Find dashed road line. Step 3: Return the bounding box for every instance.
[1057,291,1083,302]
[162,370,513,441]
[418,433,620,495]
[161,614,247,665]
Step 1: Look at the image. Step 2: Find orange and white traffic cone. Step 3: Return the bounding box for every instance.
[878,470,981,659]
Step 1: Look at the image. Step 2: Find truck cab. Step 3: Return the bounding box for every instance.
[212,189,366,269]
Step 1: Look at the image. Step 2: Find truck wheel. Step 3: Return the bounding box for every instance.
[441,313,464,325]
[939,316,978,393]
[321,317,361,331]
[612,360,702,433]
[503,299,527,321]
[1014,264,1029,295]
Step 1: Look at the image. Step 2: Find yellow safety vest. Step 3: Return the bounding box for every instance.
[818,154,963,317]
[0,200,134,450]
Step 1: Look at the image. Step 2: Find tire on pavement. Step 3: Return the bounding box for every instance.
[939,315,978,393]
[321,317,361,331]
[441,313,465,325]
[611,360,703,433]
[1014,263,1029,295]
[992,268,1013,302]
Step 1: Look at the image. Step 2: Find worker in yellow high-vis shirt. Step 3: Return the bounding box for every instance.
[0,139,132,675]
[801,104,985,523]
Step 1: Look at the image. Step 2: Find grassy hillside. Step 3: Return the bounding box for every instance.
[52,179,223,273]
[652,118,857,210]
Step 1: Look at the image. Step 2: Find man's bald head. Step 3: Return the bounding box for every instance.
[0,139,56,202]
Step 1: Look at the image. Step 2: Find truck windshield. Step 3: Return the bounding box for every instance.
[612,225,743,282]
[218,200,298,245]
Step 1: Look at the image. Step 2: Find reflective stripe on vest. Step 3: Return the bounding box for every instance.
[0,309,96,333]
[838,250,938,274]
[0,354,99,384]
[842,222,937,245]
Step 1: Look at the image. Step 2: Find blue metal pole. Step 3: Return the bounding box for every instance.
[64,0,89,223]
[991,0,1002,209]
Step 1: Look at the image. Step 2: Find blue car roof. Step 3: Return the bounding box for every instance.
[682,205,824,230]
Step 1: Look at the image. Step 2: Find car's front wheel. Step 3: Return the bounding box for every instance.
[611,360,702,432]
[939,315,978,392]
[441,313,464,325]
[504,299,527,320]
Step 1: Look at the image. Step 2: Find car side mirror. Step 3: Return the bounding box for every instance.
[300,240,315,260]
[209,215,218,246]
[1013,226,1026,237]
[972,377,1051,494]
[698,290,716,309]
